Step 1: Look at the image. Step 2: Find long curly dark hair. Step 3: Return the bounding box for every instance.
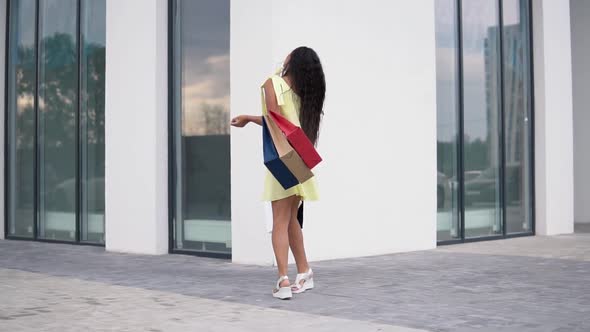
[282,47,325,145]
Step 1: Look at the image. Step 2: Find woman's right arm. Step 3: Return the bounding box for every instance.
[231,115,262,127]
[247,115,262,126]
[231,78,278,128]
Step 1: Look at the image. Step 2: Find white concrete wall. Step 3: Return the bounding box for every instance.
[105,0,168,254]
[532,0,575,235]
[571,0,590,224]
[230,0,275,265]
[0,0,6,240]
[231,0,438,264]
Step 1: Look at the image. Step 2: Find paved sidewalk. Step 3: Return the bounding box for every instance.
[1,268,423,332]
[1,232,589,332]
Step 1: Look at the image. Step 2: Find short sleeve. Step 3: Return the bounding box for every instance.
[270,75,286,106]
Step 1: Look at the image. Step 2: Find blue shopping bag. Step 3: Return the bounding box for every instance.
[262,116,298,189]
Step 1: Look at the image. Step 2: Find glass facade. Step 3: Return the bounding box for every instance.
[6,0,106,243]
[171,0,232,256]
[435,0,534,242]
[4,0,533,252]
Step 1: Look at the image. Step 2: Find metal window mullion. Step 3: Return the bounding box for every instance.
[168,0,174,252]
[75,0,82,242]
[169,0,186,251]
[457,0,466,241]
[498,0,507,237]
[176,0,186,250]
[33,0,40,240]
[4,0,11,238]
[527,0,536,235]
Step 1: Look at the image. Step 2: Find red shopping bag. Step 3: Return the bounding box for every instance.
[268,110,322,169]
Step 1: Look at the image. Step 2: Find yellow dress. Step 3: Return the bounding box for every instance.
[261,75,319,202]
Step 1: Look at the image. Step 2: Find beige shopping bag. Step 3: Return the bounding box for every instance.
[264,114,314,184]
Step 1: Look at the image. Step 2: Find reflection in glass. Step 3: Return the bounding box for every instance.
[37,0,78,241]
[461,0,503,238]
[80,0,106,243]
[435,0,461,242]
[502,0,532,234]
[173,0,231,254]
[7,0,37,238]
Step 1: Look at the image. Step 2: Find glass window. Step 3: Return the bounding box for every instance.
[6,0,37,238]
[171,0,231,255]
[5,0,105,244]
[435,0,461,242]
[461,0,503,238]
[502,0,532,234]
[80,0,106,242]
[37,0,79,241]
[435,0,533,242]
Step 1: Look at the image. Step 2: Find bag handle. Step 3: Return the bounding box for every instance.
[269,110,297,135]
[265,114,292,155]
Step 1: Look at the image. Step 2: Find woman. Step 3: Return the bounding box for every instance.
[230,46,325,300]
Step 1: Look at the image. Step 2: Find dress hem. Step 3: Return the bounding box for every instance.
[261,193,319,202]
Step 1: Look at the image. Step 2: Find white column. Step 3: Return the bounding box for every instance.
[0,0,6,240]
[532,0,575,235]
[230,0,437,264]
[571,0,590,224]
[105,0,168,254]
[230,0,275,264]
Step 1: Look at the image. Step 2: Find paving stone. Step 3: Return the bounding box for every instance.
[0,233,589,331]
[0,268,425,332]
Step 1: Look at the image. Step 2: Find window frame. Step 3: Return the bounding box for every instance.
[436,0,536,245]
[3,0,105,246]
[167,0,232,259]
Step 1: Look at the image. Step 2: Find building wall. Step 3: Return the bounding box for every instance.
[532,0,575,235]
[571,0,590,224]
[231,0,438,264]
[1,0,579,255]
[104,0,168,254]
[230,0,274,264]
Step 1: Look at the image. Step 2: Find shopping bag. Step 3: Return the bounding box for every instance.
[265,114,314,184]
[262,116,298,189]
[268,110,322,169]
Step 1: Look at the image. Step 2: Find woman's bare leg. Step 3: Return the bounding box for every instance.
[272,195,297,287]
[288,198,310,274]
